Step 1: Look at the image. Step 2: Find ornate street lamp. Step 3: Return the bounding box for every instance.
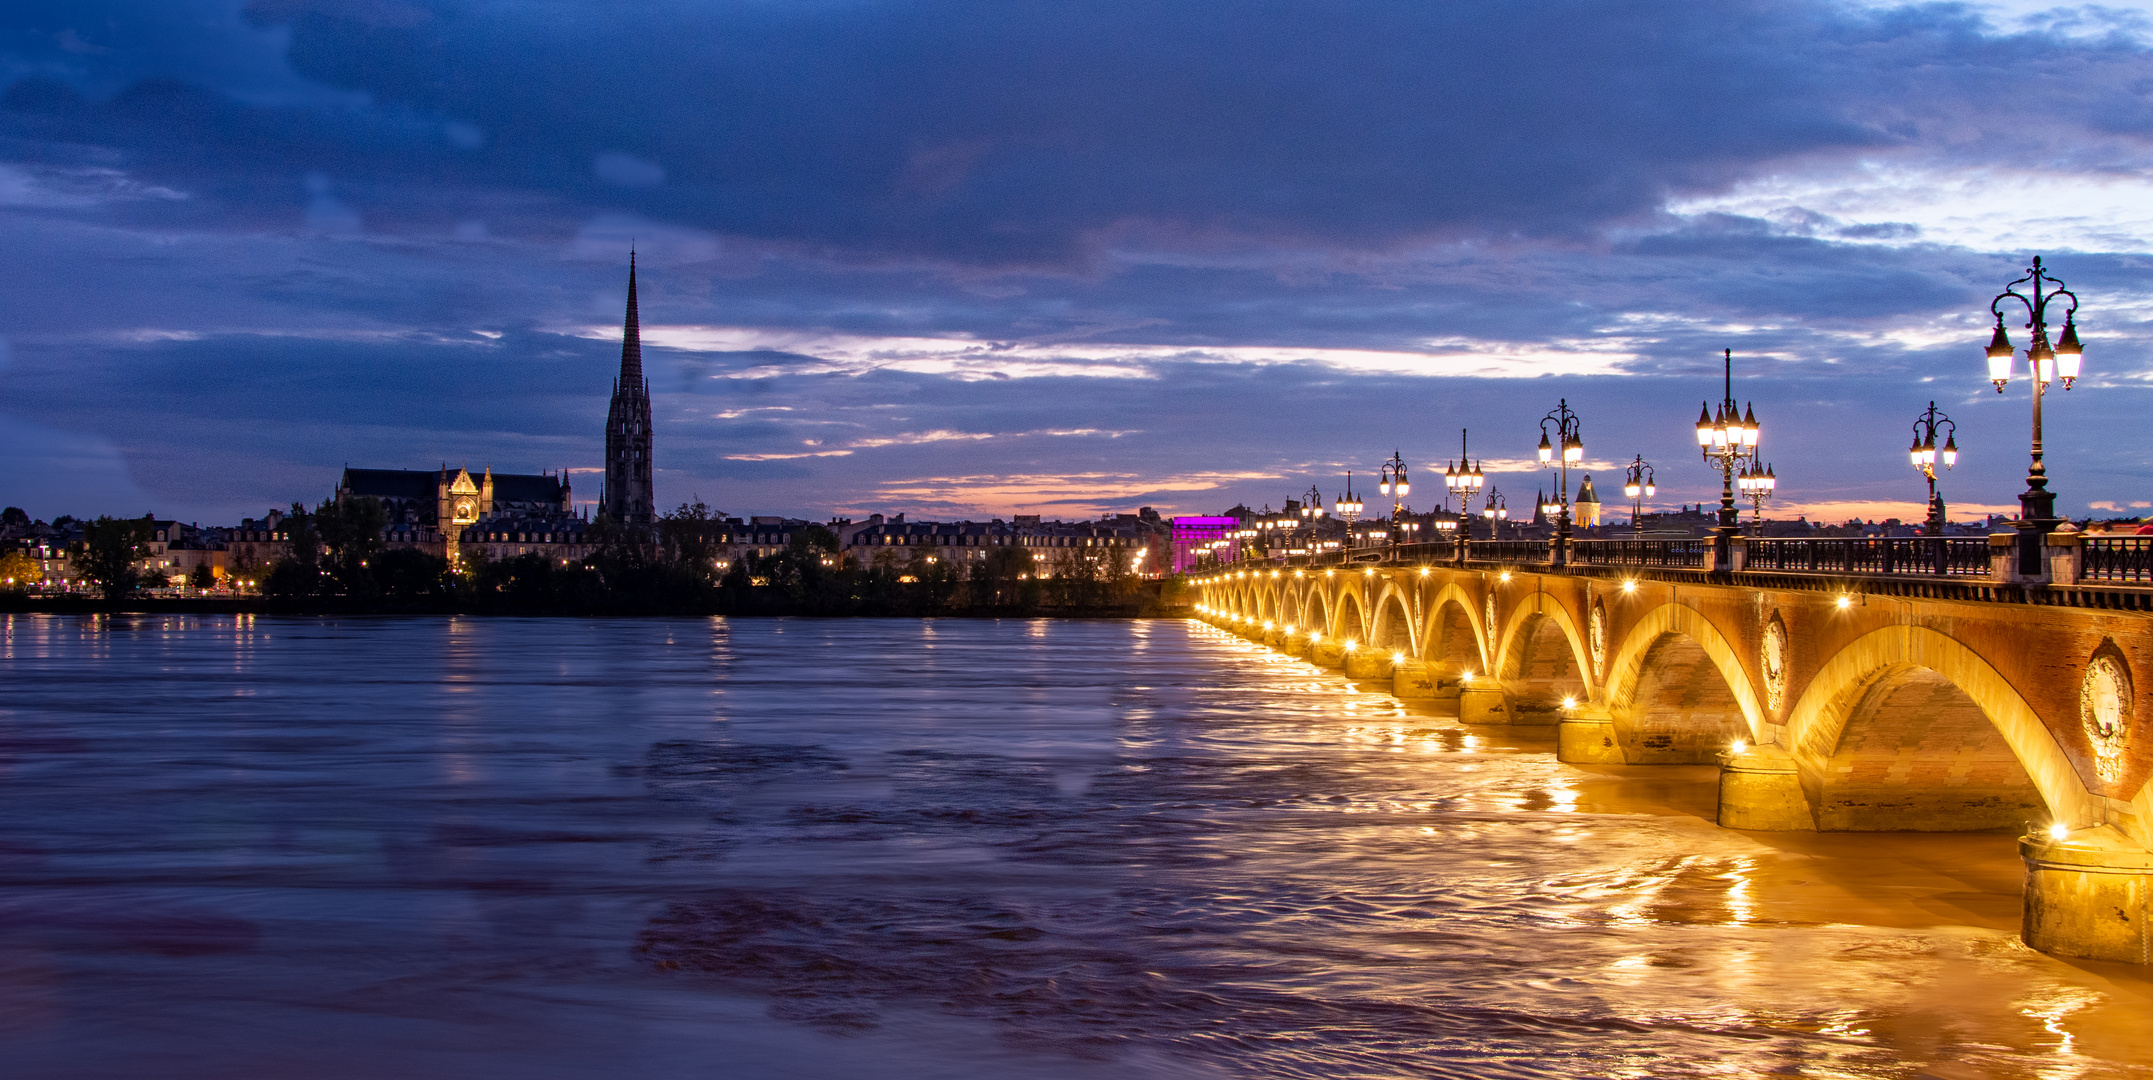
[1909,401,1959,536]
[1985,256,2082,570]
[1379,450,1411,549]
[1536,400,1585,566]
[1737,461,1776,535]
[1622,455,1656,537]
[1443,428,1486,546]
[1334,472,1364,546]
[1695,349,1763,570]
[1482,487,1508,540]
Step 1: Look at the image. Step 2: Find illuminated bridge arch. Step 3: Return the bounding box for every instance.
[1494,592,1592,724]
[1601,603,1763,764]
[1784,625,2095,832]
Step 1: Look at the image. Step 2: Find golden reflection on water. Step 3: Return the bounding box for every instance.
[1187,617,2153,1078]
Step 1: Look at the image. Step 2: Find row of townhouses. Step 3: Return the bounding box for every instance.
[0,475,1172,586]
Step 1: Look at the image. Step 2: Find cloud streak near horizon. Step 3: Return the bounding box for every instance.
[4,0,2153,526]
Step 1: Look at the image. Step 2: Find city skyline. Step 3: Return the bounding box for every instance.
[5,1,2153,525]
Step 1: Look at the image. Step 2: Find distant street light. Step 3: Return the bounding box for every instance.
[1482,487,1509,540]
[1908,401,1959,536]
[1985,256,2083,574]
[1334,472,1365,547]
[1737,460,1776,535]
[1622,456,1655,538]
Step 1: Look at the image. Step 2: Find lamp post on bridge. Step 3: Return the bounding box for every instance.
[1622,456,1655,538]
[1444,428,1486,561]
[1536,400,1584,567]
[1738,461,1775,535]
[1985,256,2084,576]
[1909,401,1959,536]
[1695,349,1762,571]
[1379,451,1410,554]
[1483,487,1508,540]
[1333,473,1364,551]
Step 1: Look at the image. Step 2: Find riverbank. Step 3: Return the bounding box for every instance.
[0,584,1190,618]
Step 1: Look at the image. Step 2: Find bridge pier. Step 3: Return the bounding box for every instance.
[1309,639,1345,669]
[1458,681,1510,723]
[2021,827,2153,964]
[1392,659,1438,699]
[1343,647,1392,681]
[1557,714,1623,764]
[1715,744,1814,830]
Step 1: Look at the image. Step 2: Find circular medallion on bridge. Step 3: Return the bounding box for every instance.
[1761,613,1789,715]
[1484,593,1497,646]
[2081,647,2133,783]
[1588,602,1607,680]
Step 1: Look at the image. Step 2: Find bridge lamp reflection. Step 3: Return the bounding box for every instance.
[1621,579,1637,594]
[2049,822,2071,840]
[1343,640,1358,652]
[1392,651,1405,665]
[1560,696,1578,710]
[1835,594,1853,610]
[1730,739,1748,754]
[1499,571,1512,583]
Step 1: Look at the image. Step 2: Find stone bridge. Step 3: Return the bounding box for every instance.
[1192,555,2153,964]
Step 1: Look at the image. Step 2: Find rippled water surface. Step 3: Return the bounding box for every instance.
[1,614,2150,1078]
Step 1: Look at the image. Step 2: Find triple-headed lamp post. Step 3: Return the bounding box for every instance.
[1738,460,1776,535]
[1622,455,1655,537]
[1334,473,1365,548]
[1985,256,2083,576]
[1536,400,1584,567]
[1695,349,1762,571]
[1443,428,1486,551]
[1379,451,1410,550]
[1909,401,1958,536]
[1483,487,1508,539]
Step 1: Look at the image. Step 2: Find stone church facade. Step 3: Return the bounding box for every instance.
[327,258,650,567]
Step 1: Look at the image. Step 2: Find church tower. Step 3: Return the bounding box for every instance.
[604,255,655,526]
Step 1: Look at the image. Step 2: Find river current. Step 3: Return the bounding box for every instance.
[0,613,2148,1078]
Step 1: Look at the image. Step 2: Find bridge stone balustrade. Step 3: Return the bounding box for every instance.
[1190,557,2153,964]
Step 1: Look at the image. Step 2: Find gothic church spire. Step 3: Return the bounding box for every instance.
[603,253,655,527]
[619,250,643,385]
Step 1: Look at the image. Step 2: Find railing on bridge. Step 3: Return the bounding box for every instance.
[1385,541,1457,564]
[1740,536,1990,577]
[2081,536,2153,583]
[1570,538,1709,569]
[1229,532,2153,591]
[1462,539,1550,564]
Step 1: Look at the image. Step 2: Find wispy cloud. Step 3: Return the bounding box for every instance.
[574,325,1637,381]
[867,470,1284,516]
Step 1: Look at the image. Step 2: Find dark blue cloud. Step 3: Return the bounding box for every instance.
[4,0,2153,524]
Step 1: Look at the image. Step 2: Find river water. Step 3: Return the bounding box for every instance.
[0,614,2148,1079]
